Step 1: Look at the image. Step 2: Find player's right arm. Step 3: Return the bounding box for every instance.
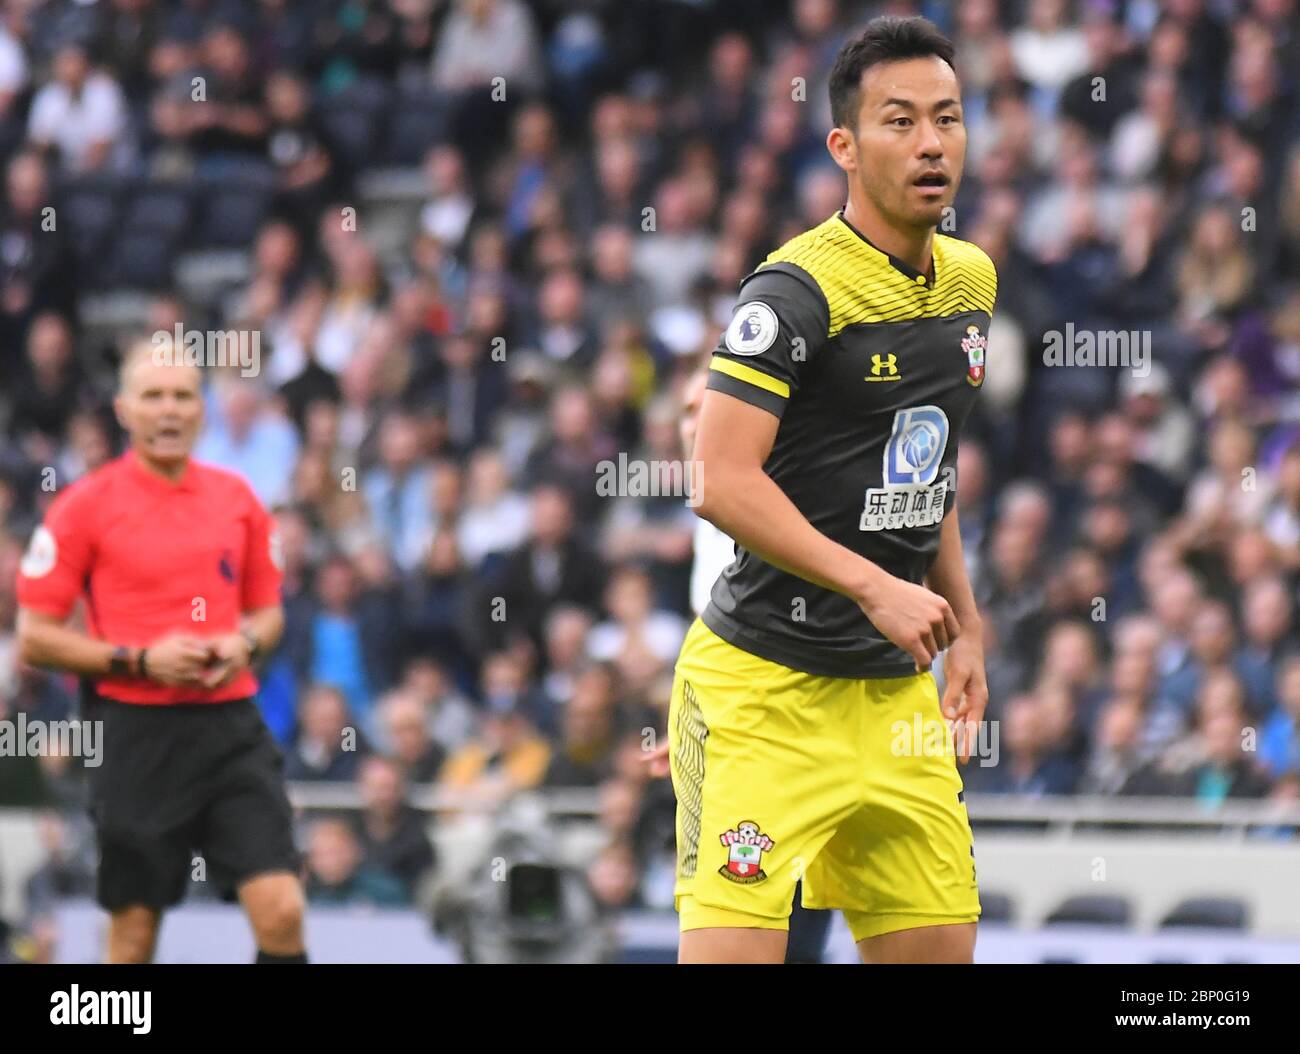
[694,267,959,670]
[16,610,210,685]
[14,486,210,685]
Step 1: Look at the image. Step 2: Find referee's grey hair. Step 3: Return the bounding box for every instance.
[116,335,199,394]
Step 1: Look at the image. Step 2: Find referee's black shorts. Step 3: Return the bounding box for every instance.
[83,694,300,911]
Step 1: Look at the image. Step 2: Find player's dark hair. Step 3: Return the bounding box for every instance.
[829,16,957,131]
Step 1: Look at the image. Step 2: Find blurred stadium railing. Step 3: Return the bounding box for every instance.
[7,791,1300,947]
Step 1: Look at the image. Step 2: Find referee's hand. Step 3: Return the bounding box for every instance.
[197,632,253,689]
[144,634,214,686]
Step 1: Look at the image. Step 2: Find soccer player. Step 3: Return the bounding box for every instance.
[15,339,307,964]
[671,16,994,964]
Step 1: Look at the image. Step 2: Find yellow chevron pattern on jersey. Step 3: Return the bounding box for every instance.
[758,214,997,336]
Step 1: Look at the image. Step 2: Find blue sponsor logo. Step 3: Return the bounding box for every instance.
[883,406,949,486]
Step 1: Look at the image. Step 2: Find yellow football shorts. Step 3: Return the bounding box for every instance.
[670,618,980,942]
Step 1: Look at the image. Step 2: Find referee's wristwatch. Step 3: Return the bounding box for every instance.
[108,646,132,677]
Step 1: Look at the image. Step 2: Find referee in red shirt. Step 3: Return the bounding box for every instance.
[15,338,307,964]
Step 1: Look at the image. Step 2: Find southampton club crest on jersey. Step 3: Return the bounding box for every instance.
[961,324,986,387]
[718,821,775,884]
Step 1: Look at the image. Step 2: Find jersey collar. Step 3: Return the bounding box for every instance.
[124,448,199,493]
[834,208,936,285]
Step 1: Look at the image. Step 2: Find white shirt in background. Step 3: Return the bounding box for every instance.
[690,514,736,617]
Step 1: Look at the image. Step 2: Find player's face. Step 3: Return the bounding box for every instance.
[679,369,709,455]
[116,359,204,466]
[850,56,965,230]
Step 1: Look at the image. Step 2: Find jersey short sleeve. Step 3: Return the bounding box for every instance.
[241,491,284,610]
[15,484,97,619]
[707,264,831,419]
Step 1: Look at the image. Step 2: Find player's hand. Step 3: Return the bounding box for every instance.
[641,742,671,778]
[198,633,252,689]
[856,572,960,671]
[940,630,988,765]
[144,634,213,686]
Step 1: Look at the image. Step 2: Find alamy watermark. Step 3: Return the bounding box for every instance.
[595,454,704,507]
[152,325,261,376]
[891,714,999,768]
[0,713,102,767]
[1042,323,1150,377]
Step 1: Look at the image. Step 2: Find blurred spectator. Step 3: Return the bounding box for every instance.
[27,41,129,172]
[457,448,530,570]
[0,153,72,347]
[480,483,606,653]
[304,816,407,907]
[587,841,641,913]
[23,812,94,915]
[587,565,688,694]
[1079,699,1150,796]
[1186,709,1273,802]
[431,0,543,94]
[377,687,447,784]
[1010,0,1089,93]
[195,378,301,507]
[438,703,550,809]
[1260,656,1300,779]
[967,692,1080,795]
[544,665,619,788]
[353,756,436,902]
[284,683,365,782]
[362,413,434,574]
[398,655,478,754]
[7,313,96,457]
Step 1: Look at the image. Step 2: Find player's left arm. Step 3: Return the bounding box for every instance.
[203,493,286,688]
[925,507,987,764]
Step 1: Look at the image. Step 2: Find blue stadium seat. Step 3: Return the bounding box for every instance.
[196,184,271,249]
[107,231,177,289]
[317,78,392,173]
[121,182,193,238]
[60,179,122,285]
[385,91,449,165]
[1159,897,1248,931]
[979,890,1015,924]
[1044,894,1132,927]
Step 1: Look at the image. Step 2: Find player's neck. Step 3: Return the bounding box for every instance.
[131,447,190,483]
[841,198,934,276]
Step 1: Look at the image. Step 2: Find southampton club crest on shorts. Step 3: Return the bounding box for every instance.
[718,820,775,884]
[961,324,986,387]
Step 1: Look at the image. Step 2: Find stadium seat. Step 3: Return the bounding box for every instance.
[385,91,450,165]
[979,890,1015,924]
[121,182,193,239]
[317,78,392,173]
[107,231,177,289]
[1043,894,1132,928]
[197,185,271,249]
[60,179,122,287]
[1159,897,1249,931]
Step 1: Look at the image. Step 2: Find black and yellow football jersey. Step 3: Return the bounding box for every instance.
[702,208,997,678]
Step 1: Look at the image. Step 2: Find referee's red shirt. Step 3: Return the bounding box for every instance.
[16,450,283,704]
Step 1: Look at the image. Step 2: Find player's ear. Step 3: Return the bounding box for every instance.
[112,393,128,432]
[826,125,856,173]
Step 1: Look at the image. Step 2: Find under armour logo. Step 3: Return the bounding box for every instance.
[866,353,901,382]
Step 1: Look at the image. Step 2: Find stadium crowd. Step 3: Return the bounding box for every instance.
[0,0,1299,942]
